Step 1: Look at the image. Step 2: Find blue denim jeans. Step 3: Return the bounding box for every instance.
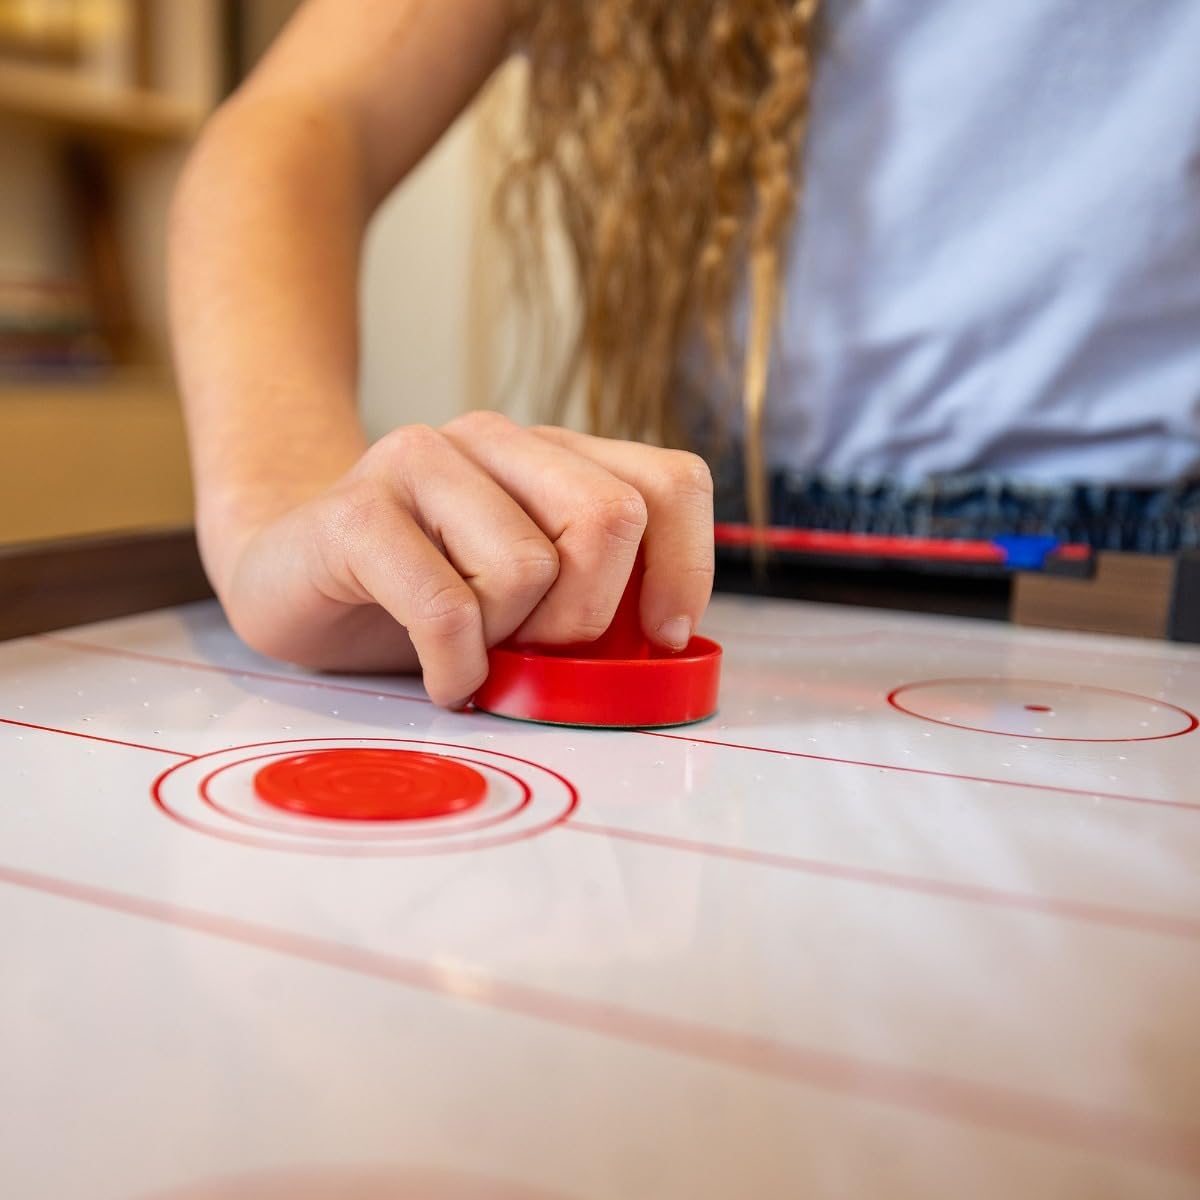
[713,467,1200,553]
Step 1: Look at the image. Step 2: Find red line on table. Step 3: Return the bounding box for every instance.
[1,861,1196,1178]
[38,635,433,706]
[565,820,1200,942]
[30,634,1199,810]
[638,730,1200,813]
[0,717,192,759]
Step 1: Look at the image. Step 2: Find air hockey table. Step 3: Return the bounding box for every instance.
[2,546,1199,1199]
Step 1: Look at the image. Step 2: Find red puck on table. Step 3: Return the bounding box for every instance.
[472,556,722,729]
[254,748,487,821]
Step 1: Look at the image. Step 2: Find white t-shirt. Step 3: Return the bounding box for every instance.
[713,0,1200,487]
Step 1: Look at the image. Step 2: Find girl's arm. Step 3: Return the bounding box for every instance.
[169,0,714,707]
[171,0,513,595]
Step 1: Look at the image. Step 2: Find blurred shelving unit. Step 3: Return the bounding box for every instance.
[0,0,224,545]
[0,57,203,143]
[0,367,192,542]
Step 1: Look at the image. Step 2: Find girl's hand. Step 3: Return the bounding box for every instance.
[220,412,714,708]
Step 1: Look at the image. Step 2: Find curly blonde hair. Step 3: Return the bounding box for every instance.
[497,0,822,527]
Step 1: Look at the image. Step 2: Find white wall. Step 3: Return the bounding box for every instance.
[357,61,566,440]
[358,108,477,440]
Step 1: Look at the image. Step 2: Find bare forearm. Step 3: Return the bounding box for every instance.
[169,97,370,593]
[168,0,513,600]
[163,0,718,700]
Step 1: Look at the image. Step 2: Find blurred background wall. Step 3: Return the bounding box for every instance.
[0,0,530,547]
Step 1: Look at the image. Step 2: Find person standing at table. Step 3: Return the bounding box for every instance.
[169,1,1200,706]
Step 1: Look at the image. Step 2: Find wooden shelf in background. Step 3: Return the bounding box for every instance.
[0,58,202,144]
[0,370,194,543]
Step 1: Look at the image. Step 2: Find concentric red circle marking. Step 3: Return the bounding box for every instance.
[253,748,487,821]
[151,737,580,858]
[201,750,531,839]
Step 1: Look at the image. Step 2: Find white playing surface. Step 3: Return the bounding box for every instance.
[2,595,1199,1200]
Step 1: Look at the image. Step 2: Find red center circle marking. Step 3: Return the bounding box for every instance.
[201,750,531,840]
[887,677,1199,743]
[253,748,487,821]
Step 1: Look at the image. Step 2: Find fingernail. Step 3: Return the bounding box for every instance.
[656,616,692,650]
